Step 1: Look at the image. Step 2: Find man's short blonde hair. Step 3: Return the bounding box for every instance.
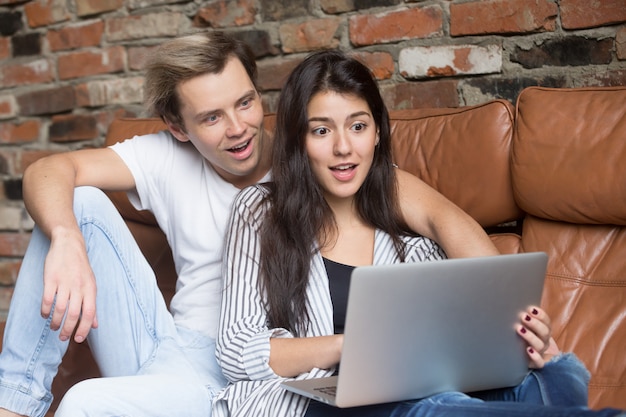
[144,31,258,130]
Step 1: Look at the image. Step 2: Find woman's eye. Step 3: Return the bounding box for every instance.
[352,122,366,131]
[312,127,329,135]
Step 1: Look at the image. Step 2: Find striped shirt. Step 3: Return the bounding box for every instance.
[214,185,446,417]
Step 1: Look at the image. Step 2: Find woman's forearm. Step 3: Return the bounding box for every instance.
[269,335,343,377]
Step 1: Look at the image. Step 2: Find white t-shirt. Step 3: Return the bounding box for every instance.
[110,130,271,339]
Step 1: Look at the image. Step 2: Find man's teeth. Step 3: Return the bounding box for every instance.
[230,141,248,151]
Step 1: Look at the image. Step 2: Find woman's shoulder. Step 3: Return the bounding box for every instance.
[401,234,448,262]
[233,183,272,214]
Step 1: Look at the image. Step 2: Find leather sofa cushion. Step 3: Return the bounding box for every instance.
[389,100,522,228]
[513,86,626,225]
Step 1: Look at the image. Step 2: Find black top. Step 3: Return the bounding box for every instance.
[322,257,355,334]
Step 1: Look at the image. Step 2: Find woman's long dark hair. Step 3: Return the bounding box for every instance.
[258,50,414,336]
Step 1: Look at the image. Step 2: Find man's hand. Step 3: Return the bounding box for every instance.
[42,227,98,343]
[23,149,134,344]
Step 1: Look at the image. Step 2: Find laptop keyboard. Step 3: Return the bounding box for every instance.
[314,386,337,397]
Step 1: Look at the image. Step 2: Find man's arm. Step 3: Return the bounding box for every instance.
[395,169,500,258]
[22,148,135,342]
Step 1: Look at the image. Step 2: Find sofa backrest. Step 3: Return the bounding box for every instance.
[104,102,524,298]
[513,86,626,409]
[390,100,521,229]
[102,88,626,410]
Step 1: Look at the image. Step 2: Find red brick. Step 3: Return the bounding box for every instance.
[353,51,395,80]
[0,260,20,286]
[76,0,123,17]
[105,13,184,42]
[450,0,557,36]
[618,27,626,60]
[57,46,125,80]
[0,286,14,314]
[0,120,40,144]
[96,108,139,136]
[257,57,303,91]
[349,6,443,47]
[17,86,76,116]
[0,150,14,175]
[49,114,98,142]
[1,59,54,88]
[24,0,70,28]
[579,69,626,87]
[399,45,502,79]
[47,21,104,51]
[320,0,354,14]
[194,0,256,28]
[128,45,158,71]
[19,150,59,174]
[380,79,459,110]
[561,0,626,29]
[279,18,341,53]
[75,77,144,107]
[0,96,17,120]
[0,232,30,257]
[0,37,9,59]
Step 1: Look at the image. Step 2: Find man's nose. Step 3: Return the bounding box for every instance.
[226,113,245,137]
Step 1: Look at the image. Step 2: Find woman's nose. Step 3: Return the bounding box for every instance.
[333,132,352,155]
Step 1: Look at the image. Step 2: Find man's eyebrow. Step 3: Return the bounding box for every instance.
[193,89,258,122]
[194,109,217,122]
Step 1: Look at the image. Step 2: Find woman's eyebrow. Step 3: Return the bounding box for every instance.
[308,111,371,123]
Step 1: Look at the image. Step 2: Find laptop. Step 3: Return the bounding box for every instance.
[281,252,548,408]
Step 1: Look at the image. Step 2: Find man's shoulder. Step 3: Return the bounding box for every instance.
[112,129,198,160]
[127,129,175,144]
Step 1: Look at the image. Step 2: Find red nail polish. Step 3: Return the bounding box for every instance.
[525,315,531,321]
[520,327,527,334]
[528,347,535,354]
[532,308,538,315]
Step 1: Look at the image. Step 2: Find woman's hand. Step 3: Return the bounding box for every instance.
[269,334,344,378]
[516,306,560,369]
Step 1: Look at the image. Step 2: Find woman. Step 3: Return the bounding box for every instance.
[214,50,625,417]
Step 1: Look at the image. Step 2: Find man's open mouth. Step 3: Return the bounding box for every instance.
[228,140,251,153]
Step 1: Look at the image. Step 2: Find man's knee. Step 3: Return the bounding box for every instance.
[55,380,100,416]
[73,186,113,212]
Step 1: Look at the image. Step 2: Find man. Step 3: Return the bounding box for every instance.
[0,31,498,417]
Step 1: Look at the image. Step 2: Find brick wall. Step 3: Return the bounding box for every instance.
[0,0,625,318]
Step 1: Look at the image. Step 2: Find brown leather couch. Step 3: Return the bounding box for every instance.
[1,86,625,414]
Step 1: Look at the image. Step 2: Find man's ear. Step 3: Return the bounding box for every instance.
[164,118,189,143]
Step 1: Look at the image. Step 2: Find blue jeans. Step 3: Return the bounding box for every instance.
[0,187,227,417]
[305,351,625,417]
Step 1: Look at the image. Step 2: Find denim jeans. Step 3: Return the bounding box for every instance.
[0,187,227,417]
[305,349,625,417]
